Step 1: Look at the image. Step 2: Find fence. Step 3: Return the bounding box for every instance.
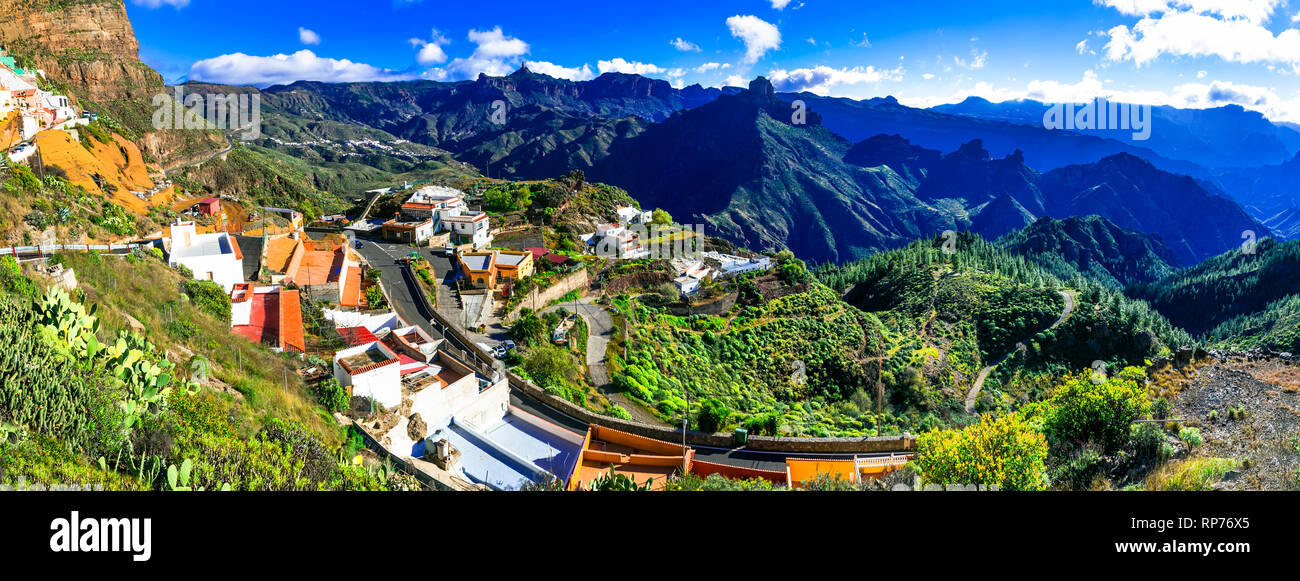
[0,241,157,257]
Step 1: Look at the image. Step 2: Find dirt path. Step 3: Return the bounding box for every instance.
[964,290,1076,413]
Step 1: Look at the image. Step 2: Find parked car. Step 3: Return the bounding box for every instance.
[353,240,365,249]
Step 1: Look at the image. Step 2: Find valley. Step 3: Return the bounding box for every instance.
[2,0,1300,497]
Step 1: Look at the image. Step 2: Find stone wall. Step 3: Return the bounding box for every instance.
[505,268,590,321]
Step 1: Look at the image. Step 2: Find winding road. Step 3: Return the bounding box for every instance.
[542,297,668,426]
[964,290,1076,414]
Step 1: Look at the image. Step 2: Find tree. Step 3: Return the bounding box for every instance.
[522,344,583,389]
[696,398,730,433]
[651,208,673,226]
[778,256,810,285]
[1042,367,1151,452]
[312,378,348,413]
[510,311,546,346]
[914,413,1049,491]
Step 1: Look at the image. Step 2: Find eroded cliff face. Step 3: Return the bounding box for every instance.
[0,0,160,101]
[0,0,224,165]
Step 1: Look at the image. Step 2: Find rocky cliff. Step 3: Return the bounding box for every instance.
[0,0,224,165]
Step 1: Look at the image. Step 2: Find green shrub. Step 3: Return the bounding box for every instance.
[915,413,1049,491]
[1043,367,1151,452]
[696,398,730,433]
[312,378,348,413]
[183,280,230,322]
[1178,427,1203,447]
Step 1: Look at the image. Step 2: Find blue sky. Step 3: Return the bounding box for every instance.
[126,0,1300,121]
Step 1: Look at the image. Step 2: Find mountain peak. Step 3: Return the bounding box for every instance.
[749,76,775,99]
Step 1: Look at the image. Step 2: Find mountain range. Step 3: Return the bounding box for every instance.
[192,72,1270,266]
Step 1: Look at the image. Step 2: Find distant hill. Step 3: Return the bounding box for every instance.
[1130,238,1300,336]
[1214,151,1300,223]
[784,93,1213,179]
[998,216,1179,287]
[1037,153,1264,266]
[934,96,1300,170]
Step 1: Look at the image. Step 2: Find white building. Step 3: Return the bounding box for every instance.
[334,341,403,409]
[703,251,773,277]
[674,276,700,295]
[594,223,648,259]
[402,185,467,224]
[166,220,245,292]
[444,211,492,249]
[615,205,653,226]
[404,351,507,429]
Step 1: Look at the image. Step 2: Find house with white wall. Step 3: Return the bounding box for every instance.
[334,341,403,409]
[167,220,245,292]
[444,211,492,249]
[615,205,652,227]
[394,186,492,249]
[703,251,772,277]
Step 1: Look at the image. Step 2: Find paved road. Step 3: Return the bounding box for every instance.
[542,297,668,426]
[964,290,1077,413]
[352,238,456,346]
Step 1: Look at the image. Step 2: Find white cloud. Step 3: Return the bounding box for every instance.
[671,38,702,52]
[409,30,450,66]
[694,62,731,73]
[923,73,935,80]
[597,58,666,75]
[1076,39,1096,55]
[852,34,872,48]
[435,27,530,79]
[723,74,748,88]
[771,0,792,9]
[726,15,782,64]
[954,49,988,70]
[298,27,321,46]
[1098,0,1300,70]
[1197,69,1207,78]
[189,50,415,87]
[524,60,595,81]
[132,0,189,8]
[767,64,906,94]
[1096,0,1282,23]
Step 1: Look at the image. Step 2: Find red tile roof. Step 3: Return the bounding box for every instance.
[337,326,378,346]
[231,290,279,348]
[542,253,570,265]
[278,289,305,353]
[340,266,362,308]
[525,247,549,260]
